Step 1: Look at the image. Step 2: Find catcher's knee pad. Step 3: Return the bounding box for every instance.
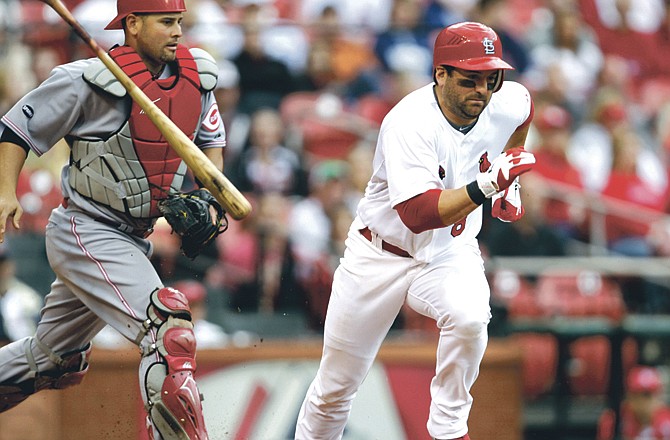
[0,338,91,412]
[143,287,208,440]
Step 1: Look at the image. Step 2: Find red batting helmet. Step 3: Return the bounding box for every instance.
[433,22,513,91]
[105,0,187,30]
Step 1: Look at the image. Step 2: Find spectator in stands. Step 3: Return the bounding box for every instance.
[288,160,350,277]
[523,4,604,121]
[173,280,229,349]
[214,191,303,314]
[343,141,375,213]
[233,107,305,195]
[0,243,42,344]
[292,39,338,93]
[568,89,667,194]
[374,0,434,77]
[598,365,670,440]
[530,104,586,239]
[298,0,393,34]
[421,0,467,31]
[600,126,670,312]
[297,6,380,100]
[298,202,354,331]
[206,195,259,305]
[579,0,670,89]
[232,22,295,114]
[601,126,669,255]
[214,59,250,173]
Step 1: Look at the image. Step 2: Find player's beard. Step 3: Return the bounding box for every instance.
[137,43,177,75]
[440,84,490,124]
[158,50,176,65]
[456,94,490,120]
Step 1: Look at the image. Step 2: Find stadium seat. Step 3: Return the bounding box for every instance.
[280,91,364,161]
[354,94,394,127]
[533,270,627,397]
[490,270,558,399]
[536,270,626,321]
[513,333,558,400]
[490,270,543,319]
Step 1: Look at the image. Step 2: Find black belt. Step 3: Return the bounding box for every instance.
[359,227,411,258]
[93,215,153,238]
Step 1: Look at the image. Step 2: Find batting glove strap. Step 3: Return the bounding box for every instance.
[475,173,500,199]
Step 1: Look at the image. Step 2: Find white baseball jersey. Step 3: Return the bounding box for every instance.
[355,80,532,262]
[296,80,533,440]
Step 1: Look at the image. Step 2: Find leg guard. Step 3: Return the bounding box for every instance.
[0,339,91,412]
[143,287,209,440]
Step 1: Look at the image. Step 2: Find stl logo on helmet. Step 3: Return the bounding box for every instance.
[482,37,495,55]
[478,152,491,172]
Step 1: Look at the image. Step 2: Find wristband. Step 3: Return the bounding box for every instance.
[466,181,486,205]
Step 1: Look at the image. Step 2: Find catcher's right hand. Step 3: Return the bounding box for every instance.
[157,189,228,259]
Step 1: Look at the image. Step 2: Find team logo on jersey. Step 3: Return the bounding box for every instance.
[202,103,221,132]
[482,37,496,55]
[438,165,445,180]
[22,105,34,119]
[479,152,491,172]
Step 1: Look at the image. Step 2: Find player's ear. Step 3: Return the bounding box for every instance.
[434,66,446,84]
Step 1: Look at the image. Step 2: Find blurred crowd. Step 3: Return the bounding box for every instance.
[2,0,670,338]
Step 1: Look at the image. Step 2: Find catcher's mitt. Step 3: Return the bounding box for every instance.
[157,189,228,259]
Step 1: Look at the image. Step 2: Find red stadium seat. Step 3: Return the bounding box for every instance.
[298,118,360,160]
[279,91,321,124]
[490,270,543,319]
[354,94,394,127]
[513,333,558,400]
[536,270,626,320]
[534,270,627,396]
[280,92,364,161]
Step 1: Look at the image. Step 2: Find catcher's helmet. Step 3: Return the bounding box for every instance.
[105,0,187,30]
[433,22,513,91]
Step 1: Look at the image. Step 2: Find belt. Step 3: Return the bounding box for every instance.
[93,215,153,238]
[359,227,411,258]
[62,198,152,238]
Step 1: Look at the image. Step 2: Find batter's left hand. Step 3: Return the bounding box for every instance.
[491,177,524,222]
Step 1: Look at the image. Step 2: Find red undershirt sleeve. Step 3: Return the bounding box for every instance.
[394,189,445,234]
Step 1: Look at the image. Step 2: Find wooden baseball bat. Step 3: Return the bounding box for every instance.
[40,0,252,220]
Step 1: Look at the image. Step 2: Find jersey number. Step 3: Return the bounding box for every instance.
[451,218,467,237]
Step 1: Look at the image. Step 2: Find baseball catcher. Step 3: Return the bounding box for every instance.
[0,0,232,438]
[158,189,228,259]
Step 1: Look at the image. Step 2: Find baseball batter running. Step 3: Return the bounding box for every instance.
[294,22,536,440]
[0,1,228,438]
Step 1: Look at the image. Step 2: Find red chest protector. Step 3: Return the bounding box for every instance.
[109,45,201,216]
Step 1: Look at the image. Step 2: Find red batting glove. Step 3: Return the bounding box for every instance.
[476,147,535,198]
[491,177,524,222]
